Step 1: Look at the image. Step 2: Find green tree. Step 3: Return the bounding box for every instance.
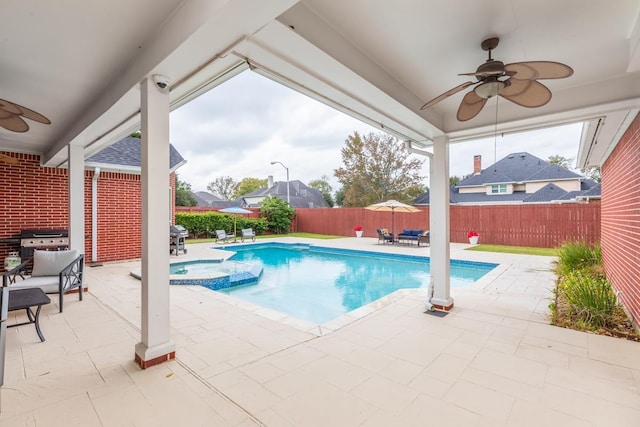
[548,154,574,170]
[174,175,197,206]
[334,187,345,207]
[450,176,461,187]
[334,131,425,206]
[234,177,268,198]
[259,195,295,234]
[130,131,141,139]
[308,175,334,207]
[581,165,601,182]
[207,176,237,201]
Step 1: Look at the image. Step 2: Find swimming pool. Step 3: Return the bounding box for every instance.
[182,243,497,324]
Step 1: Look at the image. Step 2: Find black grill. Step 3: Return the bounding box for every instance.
[19,229,69,259]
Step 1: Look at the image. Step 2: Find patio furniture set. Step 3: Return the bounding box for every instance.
[1,248,85,385]
[377,228,430,246]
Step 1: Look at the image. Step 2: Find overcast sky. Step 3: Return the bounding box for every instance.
[170,71,583,193]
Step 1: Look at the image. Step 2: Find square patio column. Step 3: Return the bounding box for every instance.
[68,143,85,254]
[428,135,454,311]
[134,76,175,369]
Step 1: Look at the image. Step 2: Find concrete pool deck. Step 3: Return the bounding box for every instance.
[2,237,639,426]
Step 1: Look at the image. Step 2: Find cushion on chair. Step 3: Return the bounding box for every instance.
[31,250,78,277]
[9,276,59,293]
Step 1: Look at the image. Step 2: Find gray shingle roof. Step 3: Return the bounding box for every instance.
[413,152,601,205]
[87,136,185,170]
[458,152,581,187]
[522,183,568,202]
[241,180,329,208]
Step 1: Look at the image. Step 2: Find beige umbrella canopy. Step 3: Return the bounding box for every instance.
[365,200,420,237]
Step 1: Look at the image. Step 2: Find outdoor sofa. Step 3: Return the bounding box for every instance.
[397,229,430,246]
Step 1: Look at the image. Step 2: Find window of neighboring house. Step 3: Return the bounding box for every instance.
[300,189,307,196]
[490,184,508,194]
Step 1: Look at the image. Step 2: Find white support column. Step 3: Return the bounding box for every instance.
[68,144,85,254]
[428,135,454,311]
[134,75,175,369]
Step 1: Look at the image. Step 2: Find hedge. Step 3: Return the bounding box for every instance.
[175,212,269,238]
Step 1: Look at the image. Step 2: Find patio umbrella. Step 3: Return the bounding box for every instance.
[365,200,420,237]
[218,206,252,237]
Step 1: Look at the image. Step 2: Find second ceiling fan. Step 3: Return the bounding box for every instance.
[420,37,573,121]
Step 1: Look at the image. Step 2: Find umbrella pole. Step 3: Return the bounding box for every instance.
[391,210,395,242]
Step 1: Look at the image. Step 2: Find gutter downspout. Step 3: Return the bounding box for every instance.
[92,167,100,263]
[405,141,436,311]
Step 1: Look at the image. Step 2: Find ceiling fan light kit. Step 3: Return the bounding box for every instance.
[420,37,573,121]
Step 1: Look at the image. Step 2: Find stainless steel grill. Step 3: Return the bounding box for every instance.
[170,225,188,255]
[19,229,69,259]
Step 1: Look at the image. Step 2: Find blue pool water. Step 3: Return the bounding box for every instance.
[194,243,497,324]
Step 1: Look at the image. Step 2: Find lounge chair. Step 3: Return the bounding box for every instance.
[241,228,256,242]
[2,249,84,312]
[215,230,235,243]
[376,228,394,244]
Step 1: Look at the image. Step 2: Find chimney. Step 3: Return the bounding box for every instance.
[267,175,274,188]
[473,155,482,175]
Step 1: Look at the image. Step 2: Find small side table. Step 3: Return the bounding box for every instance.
[7,288,51,342]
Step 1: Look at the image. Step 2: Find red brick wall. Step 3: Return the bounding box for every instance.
[1,152,175,264]
[601,112,640,325]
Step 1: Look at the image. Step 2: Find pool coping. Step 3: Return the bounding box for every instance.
[176,242,505,336]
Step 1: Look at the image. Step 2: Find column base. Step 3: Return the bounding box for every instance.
[134,342,176,369]
[429,297,454,311]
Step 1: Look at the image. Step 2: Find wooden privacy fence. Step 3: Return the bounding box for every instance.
[294,203,600,248]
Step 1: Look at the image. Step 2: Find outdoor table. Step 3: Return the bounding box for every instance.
[7,288,51,342]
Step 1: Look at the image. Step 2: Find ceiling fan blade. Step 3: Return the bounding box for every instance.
[0,115,29,132]
[0,153,19,165]
[0,98,22,115]
[504,61,574,80]
[421,81,475,110]
[500,79,551,107]
[457,90,487,121]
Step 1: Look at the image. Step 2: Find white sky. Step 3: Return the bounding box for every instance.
[170,71,583,193]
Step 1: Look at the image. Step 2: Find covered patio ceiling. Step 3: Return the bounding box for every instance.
[1,0,639,169]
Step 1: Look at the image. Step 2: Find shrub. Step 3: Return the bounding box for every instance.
[259,196,295,234]
[175,212,268,238]
[555,241,601,277]
[559,269,617,327]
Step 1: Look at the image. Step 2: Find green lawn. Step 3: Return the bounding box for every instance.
[465,244,557,256]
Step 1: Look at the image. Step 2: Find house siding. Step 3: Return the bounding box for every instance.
[601,112,640,326]
[1,153,175,264]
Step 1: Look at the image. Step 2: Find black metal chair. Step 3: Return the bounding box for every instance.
[2,250,84,313]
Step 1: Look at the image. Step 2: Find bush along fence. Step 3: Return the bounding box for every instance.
[175,211,268,238]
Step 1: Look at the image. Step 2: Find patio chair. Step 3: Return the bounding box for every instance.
[215,230,235,243]
[241,228,256,242]
[418,230,430,247]
[2,249,84,313]
[377,228,394,244]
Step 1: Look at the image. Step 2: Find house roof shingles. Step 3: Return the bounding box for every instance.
[87,136,185,170]
[414,151,601,205]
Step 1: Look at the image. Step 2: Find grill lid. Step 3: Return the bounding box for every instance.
[20,229,68,238]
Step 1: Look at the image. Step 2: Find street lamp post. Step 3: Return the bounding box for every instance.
[270,161,290,205]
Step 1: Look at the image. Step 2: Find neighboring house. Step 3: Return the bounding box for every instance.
[414,152,600,205]
[239,177,329,208]
[192,191,221,207]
